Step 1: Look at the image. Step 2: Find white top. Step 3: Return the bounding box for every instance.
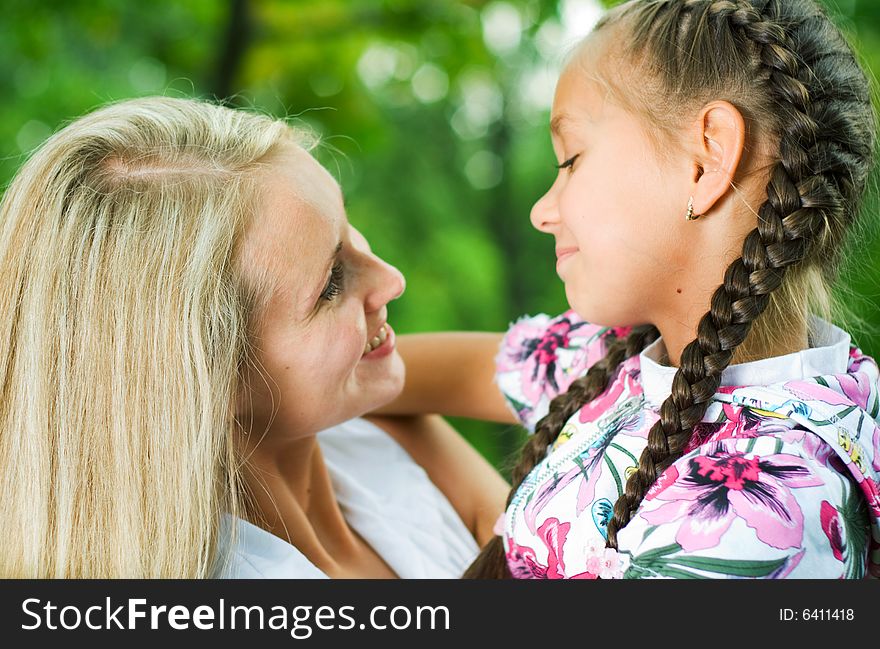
[213,417,480,579]
[639,314,852,408]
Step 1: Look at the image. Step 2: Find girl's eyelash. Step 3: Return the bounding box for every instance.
[319,262,344,302]
[556,154,580,171]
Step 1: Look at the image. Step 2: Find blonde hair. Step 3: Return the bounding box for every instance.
[0,96,304,577]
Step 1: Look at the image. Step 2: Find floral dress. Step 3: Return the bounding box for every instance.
[495,311,880,579]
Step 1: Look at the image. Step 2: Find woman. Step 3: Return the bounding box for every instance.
[0,96,507,578]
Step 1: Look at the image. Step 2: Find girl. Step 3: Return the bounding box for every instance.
[386,0,880,578]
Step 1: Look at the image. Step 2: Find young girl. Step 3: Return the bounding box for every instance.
[386,0,880,578]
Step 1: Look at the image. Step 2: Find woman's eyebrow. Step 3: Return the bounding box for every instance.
[317,240,344,288]
[299,240,345,316]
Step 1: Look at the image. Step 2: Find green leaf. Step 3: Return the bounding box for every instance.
[631,543,682,562]
[608,441,638,465]
[506,395,530,414]
[646,565,707,579]
[623,564,658,579]
[840,481,869,579]
[604,454,623,498]
[666,554,788,577]
[808,405,858,426]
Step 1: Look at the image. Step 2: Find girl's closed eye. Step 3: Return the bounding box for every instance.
[319,262,345,303]
[556,154,580,173]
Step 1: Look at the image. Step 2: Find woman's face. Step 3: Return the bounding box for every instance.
[238,142,406,439]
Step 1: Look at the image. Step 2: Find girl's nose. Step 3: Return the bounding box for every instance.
[364,256,406,314]
[530,186,561,234]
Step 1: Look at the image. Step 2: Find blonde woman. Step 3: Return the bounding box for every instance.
[0,96,507,578]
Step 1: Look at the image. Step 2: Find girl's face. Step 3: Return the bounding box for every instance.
[238,143,406,439]
[530,40,691,328]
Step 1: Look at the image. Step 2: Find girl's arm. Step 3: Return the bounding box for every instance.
[366,413,509,547]
[379,332,517,424]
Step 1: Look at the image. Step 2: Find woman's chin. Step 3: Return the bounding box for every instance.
[350,351,406,417]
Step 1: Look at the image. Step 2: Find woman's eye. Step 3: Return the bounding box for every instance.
[555,154,580,173]
[319,262,344,302]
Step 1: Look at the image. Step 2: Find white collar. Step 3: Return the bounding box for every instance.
[639,315,852,409]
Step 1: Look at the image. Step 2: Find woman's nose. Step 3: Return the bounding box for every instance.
[364,256,406,313]
[529,186,561,234]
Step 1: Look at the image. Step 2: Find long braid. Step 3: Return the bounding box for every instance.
[605,0,874,548]
[463,324,659,578]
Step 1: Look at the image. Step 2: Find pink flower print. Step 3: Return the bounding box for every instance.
[861,476,880,519]
[836,372,872,411]
[582,537,623,579]
[783,380,853,407]
[644,464,680,501]
[506,536,544,579]
[846,347,876,376]
[598,549,624,579]
[608,325,633,339]
[869,535,880,579]
[497,316,550,372]
[570,571,600,579]
[524,464,584,533]
[800,430,839,470]
[873,423,880,472]
[538,517,570,579]
[577,356,644,426]
[685,405,782,453]
[568,329,630,384]
[684,422,725,454]
[506,517,573,579]
[639,447,824,552]
[575,456,605,516]
[820,501,846,562]
[578,376,626,424]
[501,314,589,404]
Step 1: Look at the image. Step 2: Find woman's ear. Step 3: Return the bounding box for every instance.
[690,100,745,216]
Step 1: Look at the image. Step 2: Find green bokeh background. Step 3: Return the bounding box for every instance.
[2,0,879,474]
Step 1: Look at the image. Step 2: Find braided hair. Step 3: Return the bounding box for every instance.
[464,0,876,578]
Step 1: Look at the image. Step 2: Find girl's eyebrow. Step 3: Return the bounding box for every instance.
[550,114,572,137]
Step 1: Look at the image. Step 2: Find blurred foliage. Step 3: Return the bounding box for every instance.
[1,0,879,473]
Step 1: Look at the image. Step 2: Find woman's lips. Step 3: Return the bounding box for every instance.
[362,322,395,359]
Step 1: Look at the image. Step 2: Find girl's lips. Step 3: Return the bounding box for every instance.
[362,322,395,360]
[555,247,578,272]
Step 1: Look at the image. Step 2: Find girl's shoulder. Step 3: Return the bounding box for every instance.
[617,377,880,579]
[495,310,631,431]
[616,413,878,578]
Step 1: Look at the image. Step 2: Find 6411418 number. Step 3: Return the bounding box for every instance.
[779,608,854,621]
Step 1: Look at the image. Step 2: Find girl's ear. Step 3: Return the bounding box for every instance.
[689,100,745,216]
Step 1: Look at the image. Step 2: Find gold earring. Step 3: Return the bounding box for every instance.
[685,196,699,221]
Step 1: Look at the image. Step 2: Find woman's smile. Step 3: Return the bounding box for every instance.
[362,322,396,359]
